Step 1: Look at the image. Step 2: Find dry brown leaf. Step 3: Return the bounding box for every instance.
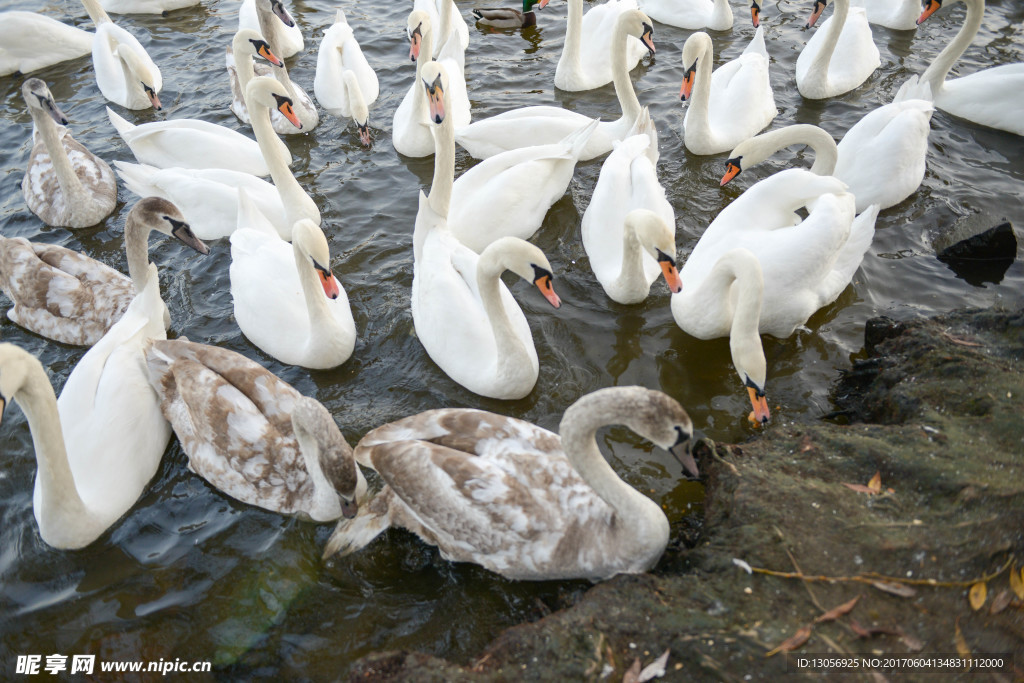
[899,630,924,652]
[842,483,879,494]
[954,617,971,658]
[622,658,642,683]
[765,625,812,657]
[868,471,882,493]
[637,649,670,682]
[850,619,872,638]
[990,590,1012,615]
[872,581,917,598]
[969,582,987,610]
[1009,566,1024,600]
[815,595,860,623]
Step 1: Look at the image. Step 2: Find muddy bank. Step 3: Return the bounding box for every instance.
[347,307,1024,682]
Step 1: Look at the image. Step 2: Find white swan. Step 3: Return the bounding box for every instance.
[83,0,163,110]
[0,197,207,346]
[639,0,733,31]
[239,0,303,58]
[98,0,198,15]
[582,115,683,304]
[115,76,319,240]
[671,168,878,425]
[0,12,93,77]
[230,215,355,370]
[413,62,562,400]
[556,0,651,92]
[797,0,880,100]
[144,338,366,520]
[916,0,1024,136]
[415,0,469,57]
[394,10,471,158]
[722,97,933,213]
[226,28,308,138]
[850,0,921,30]
[0,267,170,549]
[323,386,697,580]
[679,26,776,156]
[448,119,598,253]
[457,9,656,160]
[20,79,116,229]
[107,106,283,177]
[314,10,379,147]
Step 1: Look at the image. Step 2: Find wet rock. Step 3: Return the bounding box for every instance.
[934,217,1018,286]
[863,316,906,356]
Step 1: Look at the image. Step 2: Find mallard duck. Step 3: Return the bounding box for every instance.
[472,0,549,28]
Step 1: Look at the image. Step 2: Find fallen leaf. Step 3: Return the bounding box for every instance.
[954,617,971,658]
[868,471,882,493]
[637,649,670,682]
[1009,566,1024,600]
[969,582,987,611]
[990,590,1012,615]
[898,630,924,651]
[872,581,917,598]
[622,658,642,683]
[815,595,860,623]
[870,672,889,683]
[765,625,812,657]
[850,619,872,638]
[842,483,879,494]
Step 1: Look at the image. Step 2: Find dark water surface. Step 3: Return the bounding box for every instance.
[1,0,1022,677]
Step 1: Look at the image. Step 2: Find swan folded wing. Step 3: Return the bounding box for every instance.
[826,12,880,93]
[580,0,646,74]
[706,53,775,133]
[112,116,267,174]
[815,203,877,306]
[584,140,641,281]
[0,13,93,76]
[938,65,1024,136]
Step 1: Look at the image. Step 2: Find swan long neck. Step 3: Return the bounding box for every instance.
[611,219,650,297]
[558,394,665,543]
[124,214,155,293]
[232,42,258,98]
[697,250,764,378]
[257,4,285,58]
[711,0,732,26]
[920,0,983,95]
[30,109,88,209]
[476,249,532,379]
[14,359,93,536]
[249,87,314,227]
[428,90,455,219]
[751,125,838,175]
[293,242,334,350]
[686,37,716,139]
[80,0,112,25]
[809,0,848,80]
[611,17,642,122]
[564,0,583,69]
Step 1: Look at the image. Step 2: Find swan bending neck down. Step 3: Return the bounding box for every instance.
[82,0,163,110]
[723,124,839,183]
[671,248,770,425]
[21,78,116,229]
[323,386,697,581]
[916,0,1024,136]
[602,209,683,304]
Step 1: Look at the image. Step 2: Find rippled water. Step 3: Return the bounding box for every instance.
[1,0,1022,676]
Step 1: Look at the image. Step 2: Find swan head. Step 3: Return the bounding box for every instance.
[292,220,341,300]
[620,10,656,56]
[116,47,162,110]
[232,28,284,68]
[407,10,431,62]
[128,197,209,255]
[342,71,372,147]
[290,396,365,519]
[21,79,69,126]
[420,61,448,125]
[917,0,942,24]
[625,210,682,293]
[481,237,561,308]
[256,0,295,28]
[679,32,711,101]
[0,344,45,427]
[750,0,761,27]
[245,75,302,129]
[806,0,827,28]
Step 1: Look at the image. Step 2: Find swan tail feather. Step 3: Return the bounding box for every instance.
[893,75,934,105]
[562,118,600,160]
[113,161,160,199]
[334,8,347,24]
[106,106,134,138]
[822,204,878,302]
[322,495,391,559]
[626,107,659,165]
[744,25,768,58]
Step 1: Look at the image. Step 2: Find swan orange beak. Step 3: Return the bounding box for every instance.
[143,83,161,111]
[680,63,696,101]
[721,159,742,186]
[316,266,341,300]
[274,94,302,129]
[918,0,941,24]
[533,269,561,308]
[256,41,284,68]
[425,76,445,124]
[656,250,682,293]
[747,387,770,427]
[806,0,825,28]
[641,23,656,56]
[409,25,423,61]
[750,0,761,27]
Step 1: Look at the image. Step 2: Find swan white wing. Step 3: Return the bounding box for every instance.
[100,0,199,14]
[583,138,642,284]
[314,23,379,116]
[579,0,647,80]
[93,23,162,109]
[834,98,932,212]
[703,51,776,148]
[456,107,612,160]
[393,82,434,158]
[815,203,877,306]
[0,12,93,76]
[935,64,1024,136]
[851,0,920,30]
[107,108,271,176]
[239,0,303,57]
[114,162,287,240]
[797,11,879,97]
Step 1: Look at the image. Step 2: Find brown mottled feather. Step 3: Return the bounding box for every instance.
[22,127,116,228]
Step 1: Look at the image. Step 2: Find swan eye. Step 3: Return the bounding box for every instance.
[673,426,690,446]
[655,249,676,266]
[744,375,765,398]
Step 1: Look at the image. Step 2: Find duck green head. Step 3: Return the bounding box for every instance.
[523,0,549,12]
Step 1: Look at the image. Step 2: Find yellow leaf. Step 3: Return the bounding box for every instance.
[968,582,987,611]
[867,471,882,493]
[1010,565,1024,600]
[765,625,812,657]
[954,618,971,659]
